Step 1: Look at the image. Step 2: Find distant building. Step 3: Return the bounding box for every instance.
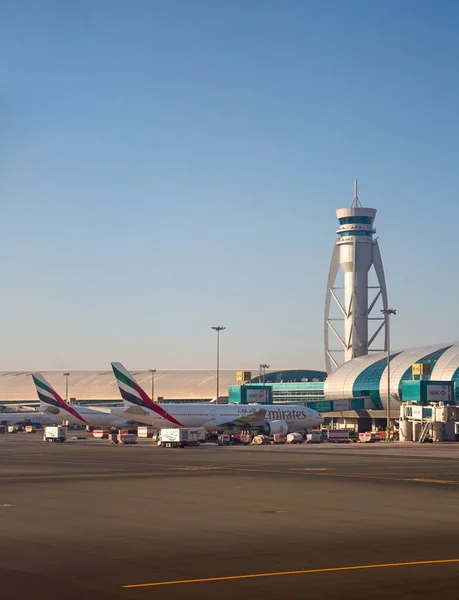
[0,367,327,409]
[0,369,240,408]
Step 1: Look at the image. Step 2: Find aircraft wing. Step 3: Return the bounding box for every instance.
[214,408,267,428]
[115,406,151,418]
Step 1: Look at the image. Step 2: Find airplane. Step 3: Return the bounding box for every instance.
[0,411,61,428]
[110,362,324,434]
[31,373,136,429]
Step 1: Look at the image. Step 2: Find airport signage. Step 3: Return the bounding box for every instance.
[426,384,451,403]
[412,363,431,376]
[246,389,270,404]
[236,371,252,383]
[405,405,433,420]
[334,399,350,411]
[406,405,423,420]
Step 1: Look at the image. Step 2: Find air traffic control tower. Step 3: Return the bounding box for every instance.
[324,181,388,374]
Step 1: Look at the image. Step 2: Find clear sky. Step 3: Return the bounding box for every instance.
[1,0,458,371]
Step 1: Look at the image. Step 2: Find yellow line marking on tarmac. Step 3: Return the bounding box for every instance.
[288,467,329,471]
[123,558,459,588]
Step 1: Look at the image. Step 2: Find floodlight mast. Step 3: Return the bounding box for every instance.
[211,326,226,403]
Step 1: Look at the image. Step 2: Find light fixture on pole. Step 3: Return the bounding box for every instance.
[211,326,226,404]
[148,369,156,402]
[259,364,270,385]
[381,308,396,441]
[63,372,70,403]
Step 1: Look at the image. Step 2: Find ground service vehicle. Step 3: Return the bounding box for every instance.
[158,428,202,448]
[118,429,138,444]
[328,429,351,443]
[218,433,231,445]
[93,429,111,439]
[359,431,380,443]
[44,426,67,443]
[137,426,156,438]
[289,432,306,444]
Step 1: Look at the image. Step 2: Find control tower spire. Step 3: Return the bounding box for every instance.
[324,181,389,373]
[351,178,362,208]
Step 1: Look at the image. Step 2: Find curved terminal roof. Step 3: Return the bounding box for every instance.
[324,343,459,408]
[0,370,243,403]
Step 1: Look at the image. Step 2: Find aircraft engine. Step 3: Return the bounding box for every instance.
[263,420,288,436]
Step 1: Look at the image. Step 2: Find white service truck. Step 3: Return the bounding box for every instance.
[43,426,67,443]
[158,428,203,448]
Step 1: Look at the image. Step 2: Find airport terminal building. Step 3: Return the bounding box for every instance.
[234,343,459,430]
[324,342,459,406]
[0,368,327,410]
[2,345,459,427]
[0,369,239,408]
[2,187,458,430]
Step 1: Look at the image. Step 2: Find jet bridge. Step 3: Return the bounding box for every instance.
[399,402,458,442]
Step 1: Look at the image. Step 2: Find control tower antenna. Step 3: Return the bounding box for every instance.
[351,179,362,208]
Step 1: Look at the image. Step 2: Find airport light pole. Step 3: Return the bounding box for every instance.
[148,369,156,402]
[381,308,396,441]
[259,364,270,385]
[63,372,70,403]
[211,326,226,404]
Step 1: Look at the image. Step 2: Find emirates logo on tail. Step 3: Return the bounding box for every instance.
[32,374,87,424]
[111,363,183,426]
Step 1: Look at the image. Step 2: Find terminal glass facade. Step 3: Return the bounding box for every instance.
[452,367,459,403]
[397,346,453,397]
[352,353,401,409]
[270,382,325,404]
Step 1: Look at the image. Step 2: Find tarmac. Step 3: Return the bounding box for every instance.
[2,434,459,599]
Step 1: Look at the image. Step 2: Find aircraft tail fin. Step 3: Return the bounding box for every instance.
[31,373,87,424]
[110,363,183,426]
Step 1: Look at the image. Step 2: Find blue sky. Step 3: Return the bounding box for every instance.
[1,0,458,370]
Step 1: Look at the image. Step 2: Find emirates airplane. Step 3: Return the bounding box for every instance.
[110,362,323,434]
[0,411,60,428]
[32,374,135,429]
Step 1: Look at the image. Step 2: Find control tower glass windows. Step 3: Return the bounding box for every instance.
[338,216,373,225]
[339,231,372,237]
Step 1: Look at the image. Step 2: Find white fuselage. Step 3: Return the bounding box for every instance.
[114,403,323,432]
[41,405,132,428]
[0,412,61,427]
